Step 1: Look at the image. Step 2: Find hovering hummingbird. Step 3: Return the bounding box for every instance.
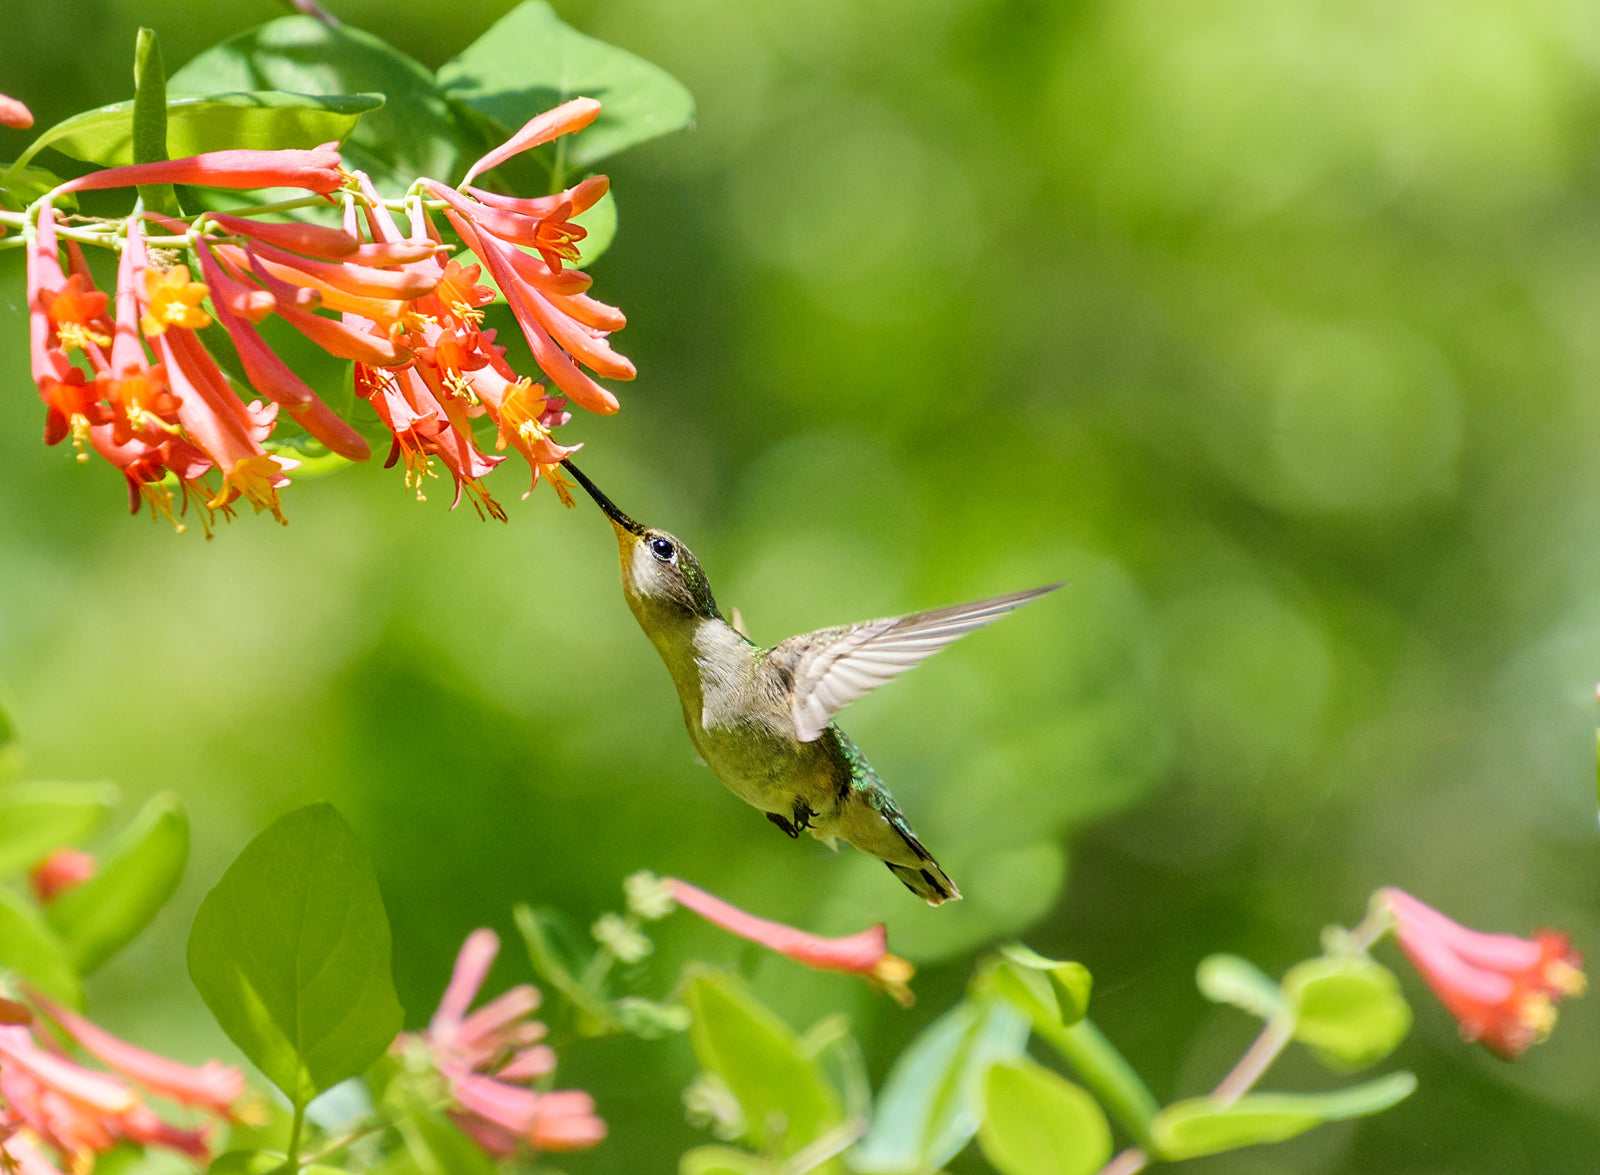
[563,461,1060,906]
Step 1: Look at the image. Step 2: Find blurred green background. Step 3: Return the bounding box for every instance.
[3,1,1598,1171]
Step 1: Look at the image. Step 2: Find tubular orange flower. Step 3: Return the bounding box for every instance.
[31,994,246,1118]
[54,144,344,195]
[461,97,601,185]
[445,209,622,414]
[28,205,78,389]
[1379,887,1585,1059]
[397,929,605,1158]
[28,849,96,902]
[155,325,295,524]
[40,370,111,456]
[206,211,362,260]
[663,877,917,1006]
[0,92,34,129]
[45,274,112,354]
[0,990,241,1170]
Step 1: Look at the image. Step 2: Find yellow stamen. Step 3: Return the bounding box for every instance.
[69,415,92,462]
[55,322,112,353]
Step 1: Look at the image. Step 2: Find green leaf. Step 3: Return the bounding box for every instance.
[17,92,383,172]
[1150,1072,1418,1160]
[976,943,1093,1030]
[438,0,695,173]
[683,971,841,1158]
[572,186,617,269]
[46,791,187,973]
[0,781,117,878]
[514,903,619,1036]
[0,164,73,212]
[132,28,176,214]
[1284,956,1412,1070]
[1196,953,1285,1021]
[854,998,1030,1175]
[1029,1018,1160,1149]
[679,1147,776,1175]
[977,1058,1112,1175]
[171,16,462,194]
[187,802,403,1108]
[0,700,17,784]
[0,889,82,1007]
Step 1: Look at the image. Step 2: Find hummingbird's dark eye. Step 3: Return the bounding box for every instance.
[649,536,676,563]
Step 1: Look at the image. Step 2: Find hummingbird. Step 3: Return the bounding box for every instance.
[563,461,1060,906]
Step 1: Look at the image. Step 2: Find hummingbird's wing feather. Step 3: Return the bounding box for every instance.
[783,584,1062,742]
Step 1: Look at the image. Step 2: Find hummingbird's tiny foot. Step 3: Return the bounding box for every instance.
[766,812,800,839]
[791,800,816,833]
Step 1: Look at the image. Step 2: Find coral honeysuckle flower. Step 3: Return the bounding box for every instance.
[396,929,605,1157]
[205,211,362,260]
[444,209,623,415]
[53,144,344,196]
[45,273,112,354]
[193,239,371,462]
[153,325,295,524]
[27,205,79,389]
[0,92,34,129]
[40,370,111,456]
[1379,887,1585,1059]
[28,849,95,903]
[461,97,601,186]
[141,265,213,336]
[660,876,917,1006]
[30,994,245,1117]
[0,1026,191,1162]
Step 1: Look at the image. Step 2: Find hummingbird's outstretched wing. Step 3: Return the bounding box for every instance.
[779,584,1062,742]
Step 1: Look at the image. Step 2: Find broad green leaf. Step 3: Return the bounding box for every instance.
[977,1058,1112,1175]
[46,791,187,973]
[1284,956,1411,1070]
[684,971,841,1158]
[680,1147,776,1175]
[17,92,383,172]
[0,889,82,1007]
[1031,1018,1160,1149]
[188,802,403,1107]
[572,187,617,269]
[171,17,461,193]
[1150,1072,1418,1160]
[1196,953,1284,1021]
[0,781,117,877]
[438,0,695,173]
[854,998,1029,1175]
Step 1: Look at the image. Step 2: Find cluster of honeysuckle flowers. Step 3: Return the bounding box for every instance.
[397,928,606,1155]
[21,97,631,533]
[0,990,247,1175]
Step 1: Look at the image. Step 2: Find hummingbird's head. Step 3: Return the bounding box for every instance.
[564,460,723,622]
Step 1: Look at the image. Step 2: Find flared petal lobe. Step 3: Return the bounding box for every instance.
[1381,888,1584,1059]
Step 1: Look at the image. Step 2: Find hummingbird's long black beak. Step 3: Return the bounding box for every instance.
[562,459,646,536]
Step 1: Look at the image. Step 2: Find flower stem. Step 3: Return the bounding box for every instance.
[286,1099,307,1171]
[1089,900,1398,1175]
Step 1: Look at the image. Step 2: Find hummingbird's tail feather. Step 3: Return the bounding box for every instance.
[882,809,961,906]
